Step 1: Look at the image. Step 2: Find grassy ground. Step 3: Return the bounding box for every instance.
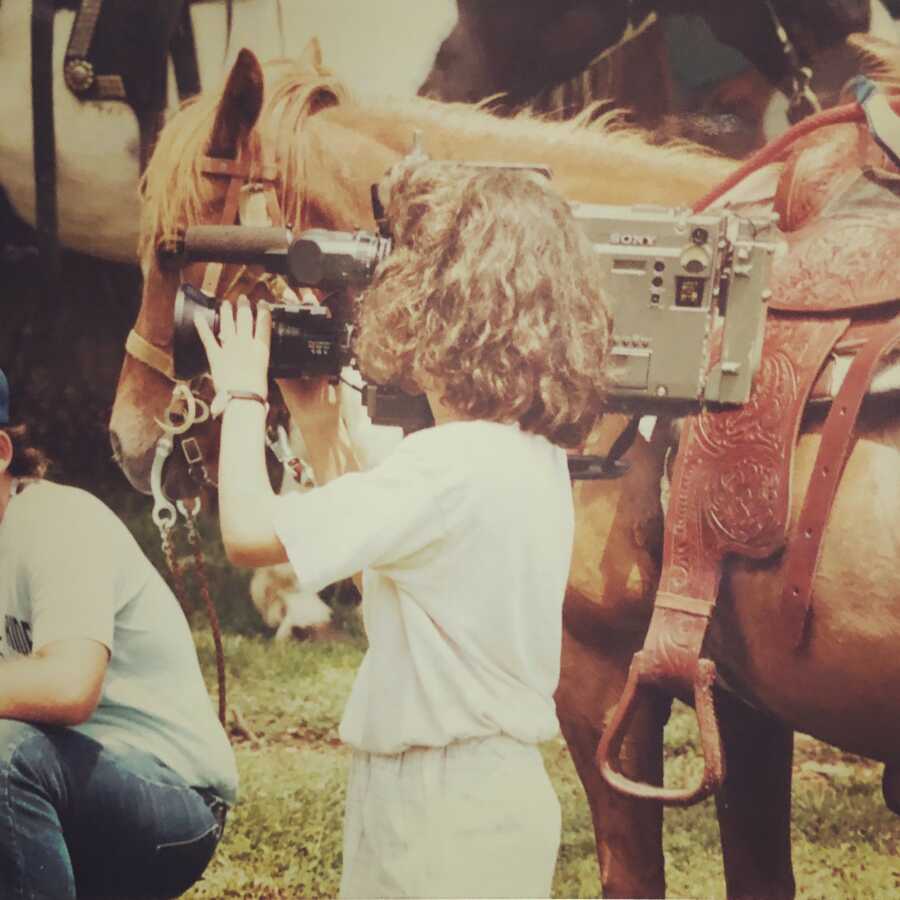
[123,507,898,900]
[179,628,898,899]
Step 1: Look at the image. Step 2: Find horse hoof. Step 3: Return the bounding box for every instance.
[883,763,900,815]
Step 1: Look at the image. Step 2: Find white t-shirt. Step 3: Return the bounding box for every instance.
[273,420,573,754]
[0,480,238,803]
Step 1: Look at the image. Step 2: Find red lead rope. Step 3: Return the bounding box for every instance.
[691,99,900,214]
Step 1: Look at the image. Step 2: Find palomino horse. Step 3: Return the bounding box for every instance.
[108,44,900,898]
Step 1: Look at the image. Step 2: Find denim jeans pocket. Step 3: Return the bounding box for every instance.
[152,822,220,898]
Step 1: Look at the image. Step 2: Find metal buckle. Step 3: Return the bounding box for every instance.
[181,437,204,466]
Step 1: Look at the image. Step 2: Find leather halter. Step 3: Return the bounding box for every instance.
[764,0,822,124]
[125,153,282,383]
[127,149,283,505]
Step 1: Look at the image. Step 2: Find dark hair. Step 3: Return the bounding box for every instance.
[4,424,50,479]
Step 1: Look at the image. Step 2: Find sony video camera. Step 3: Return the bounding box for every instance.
[572,203,781,412]
[170,226,391,380]
[169,200,781,426]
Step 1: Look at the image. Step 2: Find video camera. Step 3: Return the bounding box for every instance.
[168,226,435,431]
[168,201,780,429]
[170,225,389,380]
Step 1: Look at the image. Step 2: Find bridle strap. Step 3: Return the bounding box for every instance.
[201,169,245,296]
[198,152,283,297]
[126,327,175,381]
[126,149,283,381]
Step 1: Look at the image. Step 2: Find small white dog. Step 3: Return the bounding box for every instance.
[250,561,333,641]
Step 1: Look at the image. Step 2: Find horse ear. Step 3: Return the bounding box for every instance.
[208,48,264,159]
[296,37,324,71]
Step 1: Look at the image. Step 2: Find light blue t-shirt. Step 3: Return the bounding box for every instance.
[0,480,237,804]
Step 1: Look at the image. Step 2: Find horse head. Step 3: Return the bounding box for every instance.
[109,34,737,501]
[108,42,395,497]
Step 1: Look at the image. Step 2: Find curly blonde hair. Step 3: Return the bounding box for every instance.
[355,161,611,447]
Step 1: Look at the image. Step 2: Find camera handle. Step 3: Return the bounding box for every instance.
[567,415,639,481]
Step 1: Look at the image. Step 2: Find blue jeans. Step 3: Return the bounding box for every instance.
[0,719,226,900]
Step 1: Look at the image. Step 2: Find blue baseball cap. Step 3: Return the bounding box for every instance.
[0,368,9,425]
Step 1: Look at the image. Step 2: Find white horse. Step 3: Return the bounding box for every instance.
[0,0,285,262]
[2,0,450,640]
[0,0,454,264]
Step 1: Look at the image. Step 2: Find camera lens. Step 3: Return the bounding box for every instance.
[268,306,344,379]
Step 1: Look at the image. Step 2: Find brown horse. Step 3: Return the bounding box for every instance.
[108,44,900,898]
[419,1,900,157]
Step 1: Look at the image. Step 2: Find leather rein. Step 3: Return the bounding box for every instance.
[126,152,290,512]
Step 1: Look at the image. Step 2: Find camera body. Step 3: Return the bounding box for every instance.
[572,203,781,412]
[174,284,350,381]
[171,229,434,432]
[171,227,392,383]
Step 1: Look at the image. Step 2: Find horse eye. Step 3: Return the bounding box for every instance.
[156,235,184,270]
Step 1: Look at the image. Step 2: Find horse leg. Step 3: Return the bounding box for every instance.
[713,688,796,900]
[557,612,669,899]
[883,762,900,815]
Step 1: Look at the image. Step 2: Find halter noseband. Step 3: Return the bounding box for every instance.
[126,150,287,524]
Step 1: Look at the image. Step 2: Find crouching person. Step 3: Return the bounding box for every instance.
[197,162,611,898]
[0,371,237,900]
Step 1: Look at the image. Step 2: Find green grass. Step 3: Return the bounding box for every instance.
[113,499,897,899]
[183,624,899,899]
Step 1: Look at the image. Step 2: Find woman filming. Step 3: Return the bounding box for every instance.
[197,161,611,899]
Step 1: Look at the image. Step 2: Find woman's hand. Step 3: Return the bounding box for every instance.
[196,295,271,399]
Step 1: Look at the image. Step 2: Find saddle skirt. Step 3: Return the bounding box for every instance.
[658,115,900,634]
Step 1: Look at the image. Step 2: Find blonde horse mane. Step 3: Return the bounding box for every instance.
[139,56,350,261]
[849,33,900,89]
[139,31,900,268]
[139,50,746,268]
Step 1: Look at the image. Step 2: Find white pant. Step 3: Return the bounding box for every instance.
[339,735,562,899]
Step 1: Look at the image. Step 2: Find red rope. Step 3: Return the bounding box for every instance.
[692,101,873,214]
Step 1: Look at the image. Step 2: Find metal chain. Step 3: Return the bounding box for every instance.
[183,507,228,728]
[764,0,822,124]
[161,524,192,620]
[158,510,229,730]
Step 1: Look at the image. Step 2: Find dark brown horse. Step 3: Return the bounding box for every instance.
[108,44,900,898]
[420,1,896,156]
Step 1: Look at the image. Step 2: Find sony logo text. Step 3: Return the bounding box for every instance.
[610,233,657,246]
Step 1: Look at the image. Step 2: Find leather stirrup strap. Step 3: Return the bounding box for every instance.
[170,1,201,101]
[781,313,900,647]
[31,0,60,301]
[597,315,850,806]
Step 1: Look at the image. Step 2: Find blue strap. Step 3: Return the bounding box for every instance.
[848,75,900,168]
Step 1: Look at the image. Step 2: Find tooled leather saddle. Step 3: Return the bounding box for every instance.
[598,111,900,806]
